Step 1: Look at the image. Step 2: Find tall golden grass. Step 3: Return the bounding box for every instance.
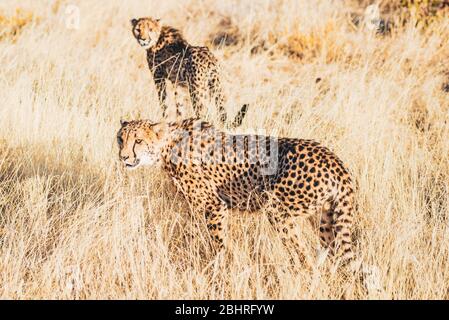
[0,0,448,299]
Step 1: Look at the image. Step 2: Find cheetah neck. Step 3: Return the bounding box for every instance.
[159,118,218,167]
[149,26,189,54]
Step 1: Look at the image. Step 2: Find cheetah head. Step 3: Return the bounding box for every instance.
[131,17,162,50]
[117,120,167,170]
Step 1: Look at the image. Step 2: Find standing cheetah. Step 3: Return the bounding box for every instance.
[131,17,248,127]
[117,118,355,264]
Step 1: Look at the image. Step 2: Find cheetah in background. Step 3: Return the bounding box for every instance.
[117,118,355,264]
[131,17,248,128]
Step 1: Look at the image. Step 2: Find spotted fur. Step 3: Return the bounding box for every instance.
[117,118,355,263]
[131,17,248,128]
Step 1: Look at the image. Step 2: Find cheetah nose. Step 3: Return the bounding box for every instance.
[121,156,129,161]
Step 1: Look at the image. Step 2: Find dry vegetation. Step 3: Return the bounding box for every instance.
[0,0,448,299]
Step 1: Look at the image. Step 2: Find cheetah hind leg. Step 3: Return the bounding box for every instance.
[266,208,315,272]
[319,200,336,257]
[208,76,249,128]
[189,82,208,119]
[204,203,229,255]
[208,74,227,124]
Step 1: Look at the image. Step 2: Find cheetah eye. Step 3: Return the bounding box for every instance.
[136,139,143,144]
[117,136,123,145]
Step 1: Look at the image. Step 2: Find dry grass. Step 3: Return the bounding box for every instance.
[0,0,448,299]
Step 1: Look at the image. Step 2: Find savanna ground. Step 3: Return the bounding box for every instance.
[0,0,448,299]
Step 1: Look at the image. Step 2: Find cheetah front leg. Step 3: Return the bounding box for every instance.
[173,88,184,120]
[154,77,168,118]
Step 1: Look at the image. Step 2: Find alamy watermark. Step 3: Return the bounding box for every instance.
[64,4,80,30]
[167,122,280,176]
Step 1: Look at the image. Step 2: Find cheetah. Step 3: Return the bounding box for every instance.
[117,118,355,263]
[131,17,248,127]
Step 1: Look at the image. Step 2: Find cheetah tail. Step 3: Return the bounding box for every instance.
[227,104,249,129]
[332,190,355,263]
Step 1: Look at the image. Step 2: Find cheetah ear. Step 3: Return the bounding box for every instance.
[120,119,129,127]
[131,19,138,27]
